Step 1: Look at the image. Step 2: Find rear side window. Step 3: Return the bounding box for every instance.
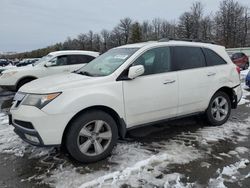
[203,48,227,66]
[172,46,206,70]
[68,55,95,65]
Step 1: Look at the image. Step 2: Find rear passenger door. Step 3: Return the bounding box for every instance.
[67,55,95,72]
[172,46,217,115]
[202,47,228,93]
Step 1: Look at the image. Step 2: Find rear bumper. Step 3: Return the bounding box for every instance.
[232,84,243,107]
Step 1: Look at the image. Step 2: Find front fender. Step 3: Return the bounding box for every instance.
[42,83,125,120]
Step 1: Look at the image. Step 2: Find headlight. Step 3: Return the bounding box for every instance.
[1,71,18,78]
[22,92,61,109]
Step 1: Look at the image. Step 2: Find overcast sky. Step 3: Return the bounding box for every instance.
[0,0,249,52]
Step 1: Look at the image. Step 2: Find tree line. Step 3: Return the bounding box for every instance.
[4,0,250,59]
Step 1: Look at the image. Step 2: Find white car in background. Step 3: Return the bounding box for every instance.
[0,50,99,91]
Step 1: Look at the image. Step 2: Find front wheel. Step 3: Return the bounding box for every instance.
[65,110,118,163]
[205,91,231,126]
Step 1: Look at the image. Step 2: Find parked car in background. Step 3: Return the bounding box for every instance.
[10,40,242,163]
[0,50,99,91]
[230,52,249,70]
[16,58,40,67]
[0,59,10,67]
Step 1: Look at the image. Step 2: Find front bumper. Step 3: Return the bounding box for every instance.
[10,105,74,146]
[1,85,16,91]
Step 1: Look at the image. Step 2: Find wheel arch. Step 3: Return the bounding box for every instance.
[16,76,38,90]
[62,105,127,146]
[209,86,237,109]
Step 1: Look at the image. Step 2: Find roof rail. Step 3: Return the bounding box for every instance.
[158,38,216,44]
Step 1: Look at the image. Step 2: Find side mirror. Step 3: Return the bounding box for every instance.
[128,65,145,79]
[44,61,56,67]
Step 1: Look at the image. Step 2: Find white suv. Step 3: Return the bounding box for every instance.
[0,50,99,91]
[10,40,242,163]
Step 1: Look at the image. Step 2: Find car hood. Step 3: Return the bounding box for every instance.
[19,73,104,93]
[3,65,37,73]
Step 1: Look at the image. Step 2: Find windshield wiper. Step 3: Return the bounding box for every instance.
[77,71,93,77]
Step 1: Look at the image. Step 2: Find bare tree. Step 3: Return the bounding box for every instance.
[178,12,193,39]
[77,33,88,50]
[152,18,162,39]
[141,20,153,41]
[118,17,133,44]
[215,0,249,47]
[200,15,214,41]
[100,29,110,52]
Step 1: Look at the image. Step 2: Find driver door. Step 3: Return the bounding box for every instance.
[123,47,178,128]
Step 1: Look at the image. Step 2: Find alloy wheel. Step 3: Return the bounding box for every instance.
[77,120,112,156]
[211,96,229,122]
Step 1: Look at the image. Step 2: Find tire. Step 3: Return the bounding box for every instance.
[205,91,231,126]
[65,110,118,163]
[16,78,35,91]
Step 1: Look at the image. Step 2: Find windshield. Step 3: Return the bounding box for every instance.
[33,54,53,66]
[76,48,138,76]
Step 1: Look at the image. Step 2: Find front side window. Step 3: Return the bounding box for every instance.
[50,55,68,66]
[76,48,138,76]
[172,46,206,71]
[203,48,227,66]
[133,47,171,75]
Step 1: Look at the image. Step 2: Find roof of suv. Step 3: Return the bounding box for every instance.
[48,50,100,57]
[117,40,224,50]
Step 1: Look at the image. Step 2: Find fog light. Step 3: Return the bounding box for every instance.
[25,134,39,143]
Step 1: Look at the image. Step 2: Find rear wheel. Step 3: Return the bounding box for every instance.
[65,110,118,163]
[205,91,231,126]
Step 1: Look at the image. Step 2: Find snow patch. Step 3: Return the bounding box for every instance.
[235,147,249,154]
[209,159,250,186]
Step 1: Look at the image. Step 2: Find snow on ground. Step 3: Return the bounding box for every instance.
[1,110,250,187]
[0,113,51,158]
[239,84,250,106]
[208,159,250,187]
[44,118,250,188]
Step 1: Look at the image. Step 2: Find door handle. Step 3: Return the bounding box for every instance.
[207,72,216,76]
[163,80,176,84]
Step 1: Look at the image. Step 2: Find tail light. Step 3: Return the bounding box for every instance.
[236,66,241,75]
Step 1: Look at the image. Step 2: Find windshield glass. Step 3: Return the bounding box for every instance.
[33,54,53,66]
[76,48,138,76]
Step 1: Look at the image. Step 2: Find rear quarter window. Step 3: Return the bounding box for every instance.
[203,48,227,66]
